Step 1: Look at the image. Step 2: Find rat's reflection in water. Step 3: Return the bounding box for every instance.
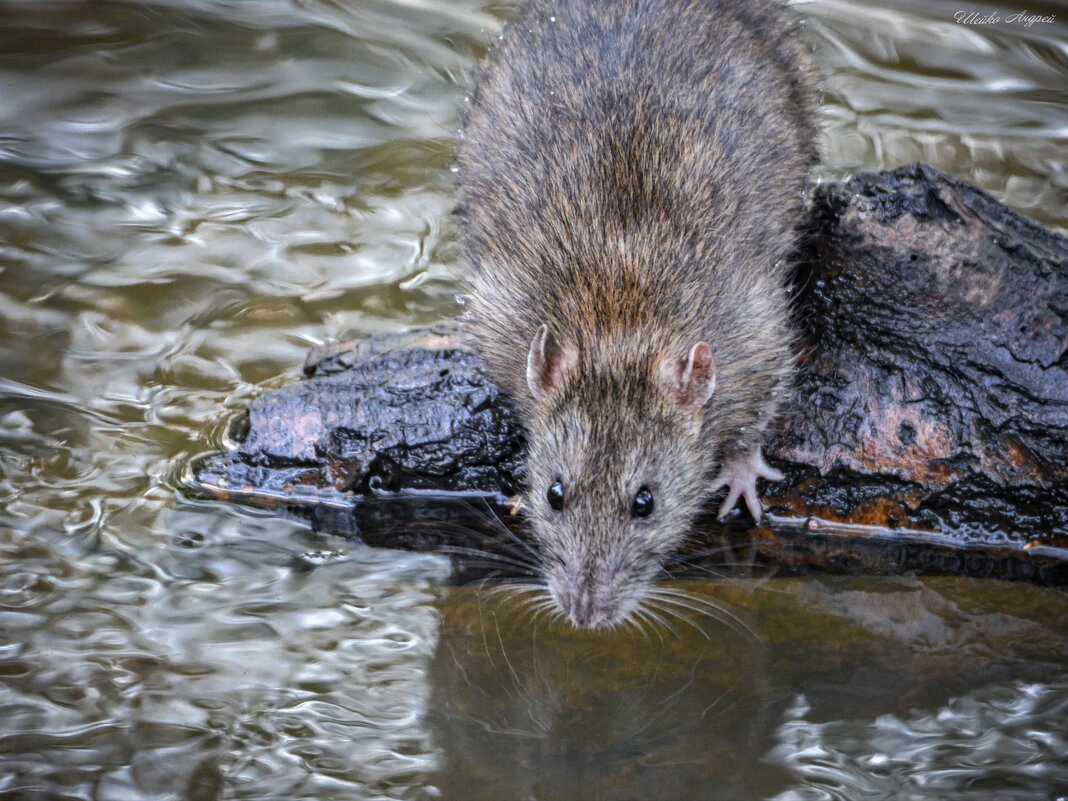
[422,576,1068,801]
[425,580,784,801]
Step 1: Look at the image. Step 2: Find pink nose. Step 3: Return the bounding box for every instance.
[567,585,610,628]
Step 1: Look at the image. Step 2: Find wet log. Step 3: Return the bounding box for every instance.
[187,164,1068,586]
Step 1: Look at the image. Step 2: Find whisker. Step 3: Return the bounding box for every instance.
[492,611,523,689]
[482,580,548,598]
[529,596,561,628]
[447,497,543,562]
[731,568,794,597]
[483,581,553,620]
[632,606,667,644]
[640,604,677,640]
[528,600,559,619]
[617,607,647,641]
[662,561,731,580]
[643,599,712,640]
[437,544,541,574]
[701,678,743,722]
[432,520,538,556]
[646,588,761,644]
[663,542,746,565]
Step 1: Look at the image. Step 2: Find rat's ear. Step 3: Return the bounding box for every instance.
[527,324,575,401]
[660,342,716,413]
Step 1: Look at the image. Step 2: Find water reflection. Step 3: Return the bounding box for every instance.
[428,577,1068,801]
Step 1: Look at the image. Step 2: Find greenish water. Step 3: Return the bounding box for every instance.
[0,1,1066,799]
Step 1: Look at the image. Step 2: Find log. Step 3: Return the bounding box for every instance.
[186,164,1068,586]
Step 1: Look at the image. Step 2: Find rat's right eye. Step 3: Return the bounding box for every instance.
[547,480,565,511]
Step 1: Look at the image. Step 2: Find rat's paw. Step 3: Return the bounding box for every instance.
[709,447,784,522]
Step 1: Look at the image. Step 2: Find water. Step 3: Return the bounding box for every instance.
[0,1,1065,798]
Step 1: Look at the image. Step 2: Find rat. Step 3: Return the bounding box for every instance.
[454,0,818,628]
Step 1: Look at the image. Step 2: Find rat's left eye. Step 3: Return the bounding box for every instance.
[632,486,654,518]
[547,480,565,512]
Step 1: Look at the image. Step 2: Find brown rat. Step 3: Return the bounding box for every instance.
[455,0,818,628]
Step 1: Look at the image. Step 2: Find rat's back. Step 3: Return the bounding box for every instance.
[456,0,818,412]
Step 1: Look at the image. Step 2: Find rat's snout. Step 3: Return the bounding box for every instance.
[548,565,632,629]
[567,582,611,628]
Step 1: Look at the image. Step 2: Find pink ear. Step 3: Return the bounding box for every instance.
[660,342,716,413]
[526,324,575,401]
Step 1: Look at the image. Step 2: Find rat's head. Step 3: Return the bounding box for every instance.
[522,324,716,629]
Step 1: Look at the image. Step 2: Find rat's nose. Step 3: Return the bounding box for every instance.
[567,584,610,628]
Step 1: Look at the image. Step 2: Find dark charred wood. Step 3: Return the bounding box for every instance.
[186,164,1068,586]
[770,163,1068,543]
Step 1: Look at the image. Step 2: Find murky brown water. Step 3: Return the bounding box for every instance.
[1,1,1066,798]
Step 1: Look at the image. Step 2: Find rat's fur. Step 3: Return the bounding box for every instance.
[455,0,818,627]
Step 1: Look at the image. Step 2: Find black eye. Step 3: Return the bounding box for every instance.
[547,480,565,512]
[632,486,654,518]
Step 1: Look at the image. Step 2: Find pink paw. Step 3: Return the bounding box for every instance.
[709,447,784,522]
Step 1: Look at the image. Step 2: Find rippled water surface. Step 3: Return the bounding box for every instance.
[1,1,1066,798]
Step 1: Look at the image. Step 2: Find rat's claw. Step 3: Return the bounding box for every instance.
[711,447,784,522]
[716,485,743,520]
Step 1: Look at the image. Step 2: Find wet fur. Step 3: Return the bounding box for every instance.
[455,0,818,625]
